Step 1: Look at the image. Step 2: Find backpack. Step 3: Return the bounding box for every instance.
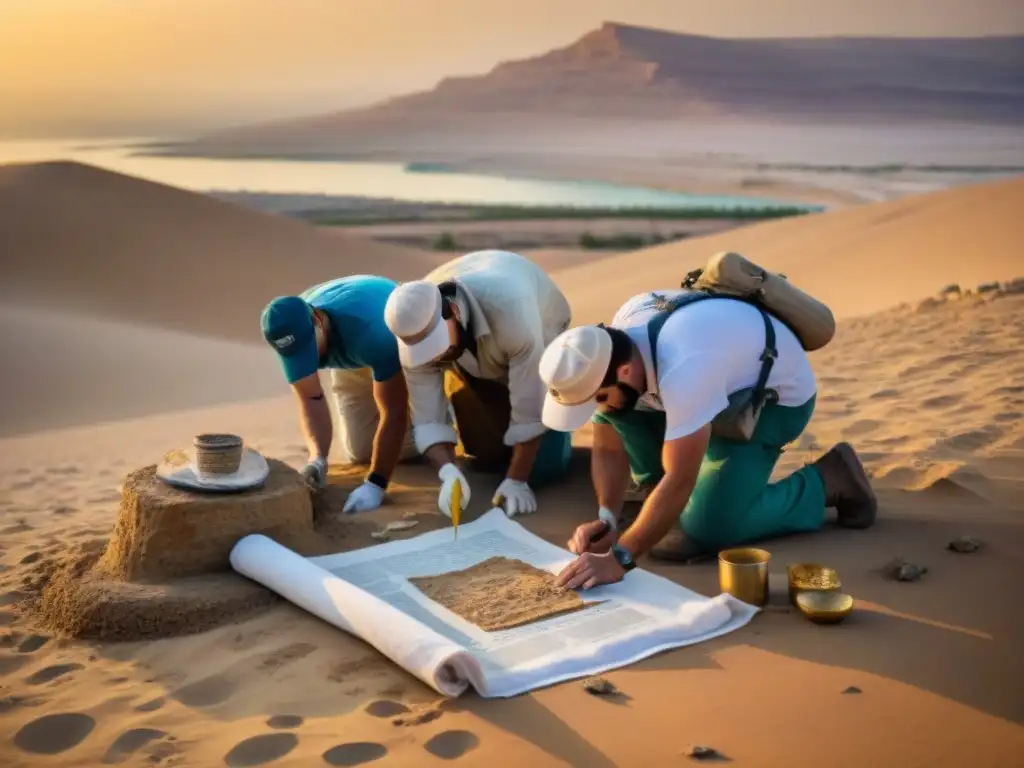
[681,251,835,351]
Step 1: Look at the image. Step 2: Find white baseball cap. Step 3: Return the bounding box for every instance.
[539,325,613,432]
[384,281,452,367]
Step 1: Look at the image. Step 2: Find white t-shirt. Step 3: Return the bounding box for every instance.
[610,290,817,441]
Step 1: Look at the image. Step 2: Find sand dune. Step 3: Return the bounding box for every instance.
[1,176,1024,766]
[0,161,437,345]
[0,302,283,437]
[552,175,1024,324]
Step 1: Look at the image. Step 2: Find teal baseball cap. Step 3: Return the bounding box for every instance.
[260,296,319,383]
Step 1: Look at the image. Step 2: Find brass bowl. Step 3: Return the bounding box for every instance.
[787,563,841,606]
[796,591,854,624]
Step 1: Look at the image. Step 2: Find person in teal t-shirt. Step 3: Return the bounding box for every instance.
[261,275,415,513]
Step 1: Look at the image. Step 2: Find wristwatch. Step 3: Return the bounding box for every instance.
[610,544,636,572]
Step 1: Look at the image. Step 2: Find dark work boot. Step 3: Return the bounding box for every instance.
[649,525,710,563]
[812,442,878,529]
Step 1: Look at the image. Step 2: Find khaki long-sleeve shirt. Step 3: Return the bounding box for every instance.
[404,250,572,454]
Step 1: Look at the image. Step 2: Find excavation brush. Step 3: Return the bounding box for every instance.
[451,478,462,540]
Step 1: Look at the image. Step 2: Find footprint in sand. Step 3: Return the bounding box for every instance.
[172,673,236,708]
[0,591,26,607]
[266,714,304,729]
[47,466,80,476]
[20,551,43,565]
[0,651,31,676]
[0,521,33,535]
[424,730,480,760]
[135,696,165,712]
[13,712,96,755]
[322,742,388,766]
[18,634,51,653]
[921,393,964,409]
[25,662,84,685]
[101,728,168,765]
[0,610,15,627]
[258,641,317,672]
[843,419,882,437]
[364,699,410,718]
[223,733,299,767]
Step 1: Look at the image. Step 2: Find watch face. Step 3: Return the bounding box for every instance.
[612,545,635,570]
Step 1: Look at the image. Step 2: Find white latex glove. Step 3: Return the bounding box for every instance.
[492,478,536,517]
[302,457,328,492]
[437,462,471,519]
[342,481,385,514]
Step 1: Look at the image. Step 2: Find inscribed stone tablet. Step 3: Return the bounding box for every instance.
[409,556,591,632]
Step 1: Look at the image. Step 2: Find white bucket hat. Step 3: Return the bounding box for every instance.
[539,325,613,432]
[384,281,452,367]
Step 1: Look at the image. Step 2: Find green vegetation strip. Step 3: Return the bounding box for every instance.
[301,203,818,226]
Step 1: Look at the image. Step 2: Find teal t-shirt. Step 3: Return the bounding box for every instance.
[293,275,402,383]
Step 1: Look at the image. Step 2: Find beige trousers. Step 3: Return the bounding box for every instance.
[328,368,417,465]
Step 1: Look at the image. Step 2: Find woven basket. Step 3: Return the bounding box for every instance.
[193,433,243,476]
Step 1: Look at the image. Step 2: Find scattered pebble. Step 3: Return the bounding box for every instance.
[383,520,418,533]
[582,676,618,696]
[947,536,982,554]
[684,745,722,760]
[842,686,862,694]
[883,557,928,582]
[391,701,445,727]
[371,520,420,541]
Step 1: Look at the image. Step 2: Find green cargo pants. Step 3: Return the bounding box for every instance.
[443,369,572,487]
[592,396,826,551]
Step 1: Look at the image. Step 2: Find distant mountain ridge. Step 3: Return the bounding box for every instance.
[182,22,1024,153]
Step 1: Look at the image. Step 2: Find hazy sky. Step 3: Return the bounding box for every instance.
[3,0,1023,137]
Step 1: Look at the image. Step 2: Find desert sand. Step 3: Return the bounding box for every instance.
[1,165,1023,767]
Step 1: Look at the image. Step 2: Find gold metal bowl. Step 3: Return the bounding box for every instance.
[787,563,841,606]
[795,591,854,624]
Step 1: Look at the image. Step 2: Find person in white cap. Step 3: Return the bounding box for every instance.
[384,249,574,519]
[539,289,877,590]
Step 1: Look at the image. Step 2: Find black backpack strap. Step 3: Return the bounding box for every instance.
[751,309,778,405]
[646,292,709,380]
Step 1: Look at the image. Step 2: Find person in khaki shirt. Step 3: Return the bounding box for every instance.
[384,249,573,518]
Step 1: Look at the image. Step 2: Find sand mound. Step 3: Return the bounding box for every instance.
[98,459,312,582]
[552,175,1024,324]
[0,160,437,344]
[31,539,277,642]
[24,457,321,641]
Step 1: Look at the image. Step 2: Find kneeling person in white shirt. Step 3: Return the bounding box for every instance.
[384,250,574,519]
[540,290,877,590]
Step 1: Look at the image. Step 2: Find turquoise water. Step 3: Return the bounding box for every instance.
[0,138,804,210]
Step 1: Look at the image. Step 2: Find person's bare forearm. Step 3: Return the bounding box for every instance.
[617,471,695,558]
[299,395,333,461]
[593,446,630,512]
[371,408,408,481]
[425,442,457,470]
[506,435,542,482]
